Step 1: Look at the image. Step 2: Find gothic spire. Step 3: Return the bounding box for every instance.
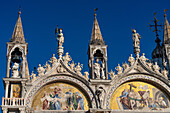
[163,9,170,44]
[90,9,105,45]
[11,7,25,43]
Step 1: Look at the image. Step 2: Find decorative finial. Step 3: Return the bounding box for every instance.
[18,5,21,15]
[132,29,141,58]
[164,9,168,17]
[94,8,98,17]
[148,12,162,45]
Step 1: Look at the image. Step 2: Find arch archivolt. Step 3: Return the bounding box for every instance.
[25,75,97,109]
[106,74,170,109]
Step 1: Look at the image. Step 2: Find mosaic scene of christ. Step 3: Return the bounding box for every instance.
[110,81,169,110]
[32,82,89,110]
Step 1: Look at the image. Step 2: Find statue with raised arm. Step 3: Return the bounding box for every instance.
[94,58,101,79]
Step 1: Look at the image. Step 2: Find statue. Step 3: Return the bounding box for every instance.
[115,64,123,75]
[49,54,57,67]
[101,62,105,79]
[109,69,116,80]
[63,52,72,64]
[153,62,160,74]
[37,64,45,76]
[12,62,20,78]
[84,71,89,80]
[94,58,101,79]
[128,54,135,66]
[122,62,129,72]
[45,62,51,73]
[69,61,75,71]
[96,87,105,109]
[31,71,36,82]
[132,29,141,58]
[75,62,83,76]
[140,53,149,63]
[57,28,64,47]
[161,69,168,78]
[147,60,153,69]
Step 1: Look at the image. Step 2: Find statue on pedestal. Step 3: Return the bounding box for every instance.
[94,58,101,79]
[132,29,141,58]
[12,62,19,78]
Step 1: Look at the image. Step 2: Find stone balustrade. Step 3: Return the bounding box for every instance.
[2,97,24,106]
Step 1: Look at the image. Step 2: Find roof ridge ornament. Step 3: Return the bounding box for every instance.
[132,29,141,58]
[55,27,64,59]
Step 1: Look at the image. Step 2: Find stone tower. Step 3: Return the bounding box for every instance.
[162,10,170,73]
[1,9,29,113]
[87,11,108,80]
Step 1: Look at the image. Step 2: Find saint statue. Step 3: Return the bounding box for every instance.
[49,54,57,67]
[94,58,101,79]
[75,62,83,76]
[132,29,141,49]
[57,28,64,47]
[63,52,72,64]
[12,62,19,78]
[31,71,36,82]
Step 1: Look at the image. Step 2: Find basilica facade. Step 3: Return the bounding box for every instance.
[1,9,170,113]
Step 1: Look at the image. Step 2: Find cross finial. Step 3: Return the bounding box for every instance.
[164,9,168,17]
[94,8,98,18]
[148,12,162,45]
[19,5,21,15]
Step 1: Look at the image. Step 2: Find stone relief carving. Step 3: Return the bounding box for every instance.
[57,64,67,73]
[37,64,45,76]
[12,62,20,78]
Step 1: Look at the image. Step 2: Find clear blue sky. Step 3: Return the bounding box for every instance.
[0,0,170,109]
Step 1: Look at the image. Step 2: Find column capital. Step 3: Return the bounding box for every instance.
[5,81,9,85]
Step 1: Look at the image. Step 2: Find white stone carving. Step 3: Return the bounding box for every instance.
[132,29,141,58]
[109,69,116,80]
[31,71,36,82]
[161,69,168,78]
[57,29,64,47]
[122,62,129,72]
[94,58,101,79]
[37,64,45,76]
[128,54,135,66]
[45,62,51,73]
[84,71,89,80]
[153,62,160,74]
[115,64,123,75]
[140,53,149,63]
[69,61,75,71]
[57,64,67,73]
[63,52,72,64]
[75,62,83,76]
[96,87,105,109]
[12,62,20,78]
[49,54,57,67]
